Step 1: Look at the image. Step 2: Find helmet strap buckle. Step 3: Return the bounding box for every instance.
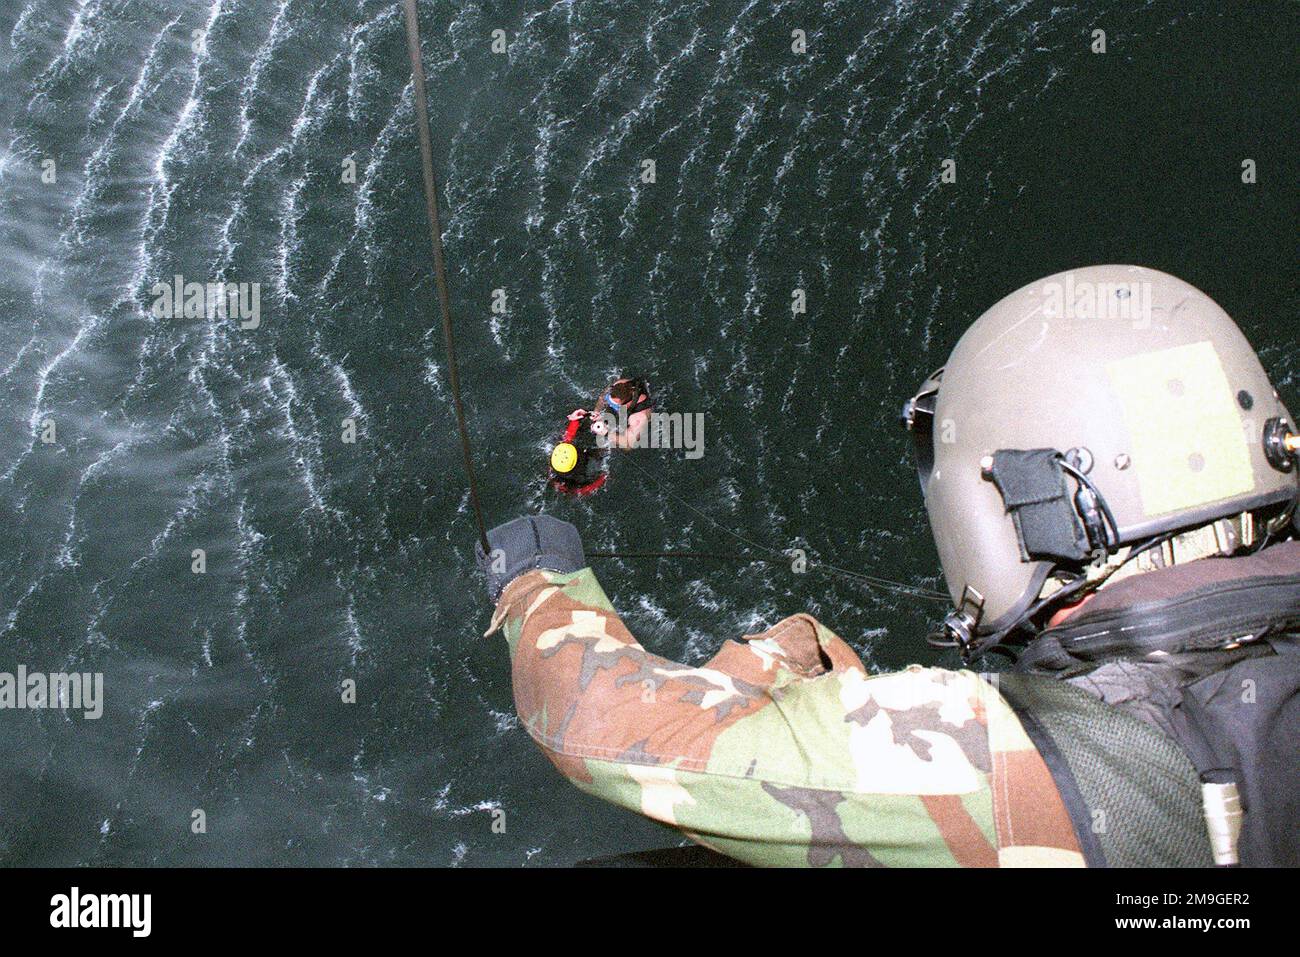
[930,586,984,660]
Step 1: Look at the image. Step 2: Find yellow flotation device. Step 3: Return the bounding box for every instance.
[550,442,578,474]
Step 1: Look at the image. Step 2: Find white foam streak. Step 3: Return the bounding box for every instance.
[262,359,339,519]
[130,0,224,306]
[234,0,293,156]
[346,5,400,123]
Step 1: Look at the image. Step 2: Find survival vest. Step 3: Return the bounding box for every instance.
[1007,540,1300,867]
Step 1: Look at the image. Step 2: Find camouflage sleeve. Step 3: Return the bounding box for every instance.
[487,567,1085,867]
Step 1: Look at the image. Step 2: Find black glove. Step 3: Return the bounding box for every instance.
[475,515,585,602]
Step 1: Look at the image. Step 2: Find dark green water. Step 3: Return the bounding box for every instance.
[0,0,1295,865]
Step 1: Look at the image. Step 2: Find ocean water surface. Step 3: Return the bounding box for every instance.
[0,0,1295,865]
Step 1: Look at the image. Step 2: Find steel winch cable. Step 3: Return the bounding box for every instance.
[402,0,490,555]
[589,548,950,602]
[617,455,951,603]
[588,551,759,561]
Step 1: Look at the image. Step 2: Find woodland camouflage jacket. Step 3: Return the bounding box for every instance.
[487,567,1086,867]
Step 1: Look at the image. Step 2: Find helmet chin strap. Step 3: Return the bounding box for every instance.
[934,446,1128,660]
[957,503,1288,663]
[944,531,1179,663]
[946,442,1268,662]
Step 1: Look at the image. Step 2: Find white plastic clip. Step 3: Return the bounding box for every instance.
[1201,781,1243,866]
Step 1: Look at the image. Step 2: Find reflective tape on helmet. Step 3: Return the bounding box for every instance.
[1106,341,1254,517]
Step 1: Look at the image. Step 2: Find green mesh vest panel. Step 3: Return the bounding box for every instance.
[997,674,1213,868]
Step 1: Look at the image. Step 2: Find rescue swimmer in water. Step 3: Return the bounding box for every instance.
[549,376,654,495]
[480,266,1300,868]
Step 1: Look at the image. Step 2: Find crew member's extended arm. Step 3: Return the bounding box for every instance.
[479,517,1083,867]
